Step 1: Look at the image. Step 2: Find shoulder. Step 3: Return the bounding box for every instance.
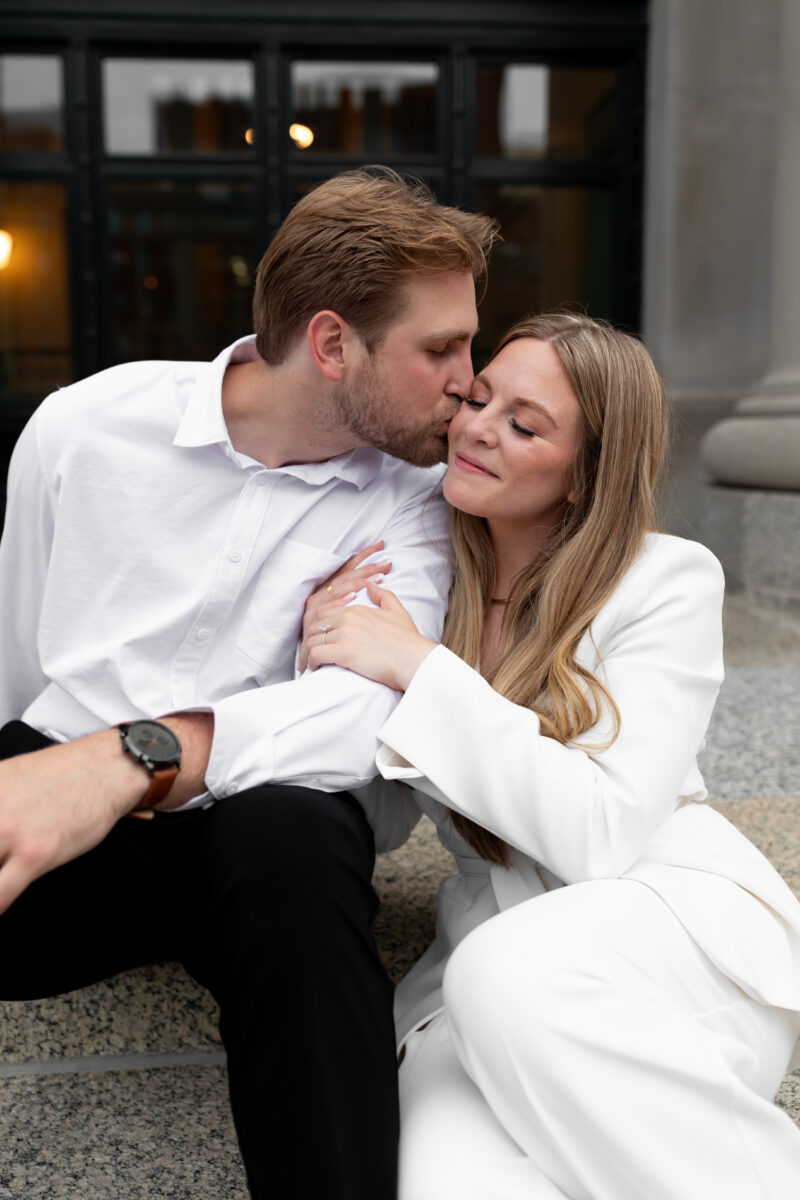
[365,457,446,517]
[374,456,445,496]
[589,533,725,653]
[40,359,181,414]
[619,532,724,599]
[32,359,201,457]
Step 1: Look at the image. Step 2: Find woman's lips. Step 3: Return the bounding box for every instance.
[454,452,497,478]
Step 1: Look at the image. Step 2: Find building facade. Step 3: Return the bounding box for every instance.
[2,0,798,595]
[0,0,647,477]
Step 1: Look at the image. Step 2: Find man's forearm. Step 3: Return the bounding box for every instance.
[0,711,214,914]
[64,710,214,814]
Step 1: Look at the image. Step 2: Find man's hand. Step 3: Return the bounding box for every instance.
[0,712,214,915]
[0,730,142,914]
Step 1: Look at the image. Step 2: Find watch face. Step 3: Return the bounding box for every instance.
[125,720,180,766]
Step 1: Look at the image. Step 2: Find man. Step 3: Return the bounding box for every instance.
[0,168,496,1198]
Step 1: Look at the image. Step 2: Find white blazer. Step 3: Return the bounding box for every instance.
[367,534,800,1049]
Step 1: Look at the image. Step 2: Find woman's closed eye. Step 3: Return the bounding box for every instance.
[464,396,536,438]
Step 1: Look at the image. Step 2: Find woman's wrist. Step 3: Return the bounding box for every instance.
[395,637,437,692]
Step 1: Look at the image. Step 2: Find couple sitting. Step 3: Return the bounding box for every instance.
[1,168,799,1199]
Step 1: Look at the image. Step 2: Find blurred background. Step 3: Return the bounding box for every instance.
[0,0,798,599]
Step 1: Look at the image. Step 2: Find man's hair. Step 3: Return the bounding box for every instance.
[252,167,499,364]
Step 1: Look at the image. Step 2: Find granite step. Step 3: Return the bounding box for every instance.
[1,803,798,1196]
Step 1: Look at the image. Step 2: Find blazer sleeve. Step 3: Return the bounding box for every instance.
[375,536,725,883]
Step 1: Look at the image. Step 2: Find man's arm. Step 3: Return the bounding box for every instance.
[0,711,213,914]
[204,484,451,799]
[0,413,55,728]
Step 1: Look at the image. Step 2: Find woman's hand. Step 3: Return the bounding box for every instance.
[303,581,437,692]
[299,541,392,671]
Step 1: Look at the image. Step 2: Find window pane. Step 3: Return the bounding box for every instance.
[0,182,72,403]
[0,55,63,152]
[290,62,438,154]
[477,66,617,159]
[108,180,256,361]
[103,60,255,155]
[474,184,613,359]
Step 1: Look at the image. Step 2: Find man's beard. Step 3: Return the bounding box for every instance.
[336,360,453,468]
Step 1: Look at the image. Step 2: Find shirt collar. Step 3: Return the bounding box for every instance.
[172,335,384,489]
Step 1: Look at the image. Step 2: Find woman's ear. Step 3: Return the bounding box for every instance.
[307,310,356,382]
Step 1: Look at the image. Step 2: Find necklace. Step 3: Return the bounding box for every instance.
[489,597,508,605]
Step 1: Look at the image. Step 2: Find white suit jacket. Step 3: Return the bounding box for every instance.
[366,534,800,1048]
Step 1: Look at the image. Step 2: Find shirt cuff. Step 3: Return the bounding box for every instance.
[204,692,275,799]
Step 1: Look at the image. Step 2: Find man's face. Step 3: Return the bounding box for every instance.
[336,271,479,466]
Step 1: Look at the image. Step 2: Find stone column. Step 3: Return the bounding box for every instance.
[701,0,800,490]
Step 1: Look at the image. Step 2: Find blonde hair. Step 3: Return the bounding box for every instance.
[444,312,669,865]
[253,167,498,364]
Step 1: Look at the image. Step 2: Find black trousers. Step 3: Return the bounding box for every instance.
[0,721,399,1199]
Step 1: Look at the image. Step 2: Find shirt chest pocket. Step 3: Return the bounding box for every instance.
[236,539,347,677]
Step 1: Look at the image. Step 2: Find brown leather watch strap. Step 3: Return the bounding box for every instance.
[134,764,180,810]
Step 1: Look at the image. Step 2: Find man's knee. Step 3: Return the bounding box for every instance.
[201,784,375,905]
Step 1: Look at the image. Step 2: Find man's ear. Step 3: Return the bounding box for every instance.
[307,311,358,382]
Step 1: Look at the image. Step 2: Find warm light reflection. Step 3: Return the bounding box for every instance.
[289,122,314,149]
[0,229,13,270]
[244,127,254,145]
[229,255,251,288]
[143,275,159,290]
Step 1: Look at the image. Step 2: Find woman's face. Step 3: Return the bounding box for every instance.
[443,337,583,536]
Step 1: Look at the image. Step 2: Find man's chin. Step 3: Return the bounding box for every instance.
[382,434,448,468]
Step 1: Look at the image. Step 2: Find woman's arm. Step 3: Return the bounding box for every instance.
[376,537,725,884]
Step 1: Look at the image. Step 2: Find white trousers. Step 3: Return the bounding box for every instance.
[398,879,800,1200]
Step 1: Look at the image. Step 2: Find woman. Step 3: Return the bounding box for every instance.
[302,313,800,1198]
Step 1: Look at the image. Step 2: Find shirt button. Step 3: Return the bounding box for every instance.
[256,474,268,487]
[196,627,210,640]
[229,550,242,563]
[225,783,238,797]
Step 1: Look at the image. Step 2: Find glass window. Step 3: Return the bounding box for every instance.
[474,184,613,359]
[0,55,64,153]
[108,180,256,362]
[290,61,438,154]
[477,65,617,159]
[0,182,72,403]
[103,60,255,155]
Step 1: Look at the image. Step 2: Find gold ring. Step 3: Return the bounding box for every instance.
[325,584,333,594]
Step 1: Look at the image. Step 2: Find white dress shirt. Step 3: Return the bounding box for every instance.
[0,336,451,812]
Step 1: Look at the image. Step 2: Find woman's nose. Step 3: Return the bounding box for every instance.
[465,406,498,446]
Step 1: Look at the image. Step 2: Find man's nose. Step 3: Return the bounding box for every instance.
[446,345,475,399]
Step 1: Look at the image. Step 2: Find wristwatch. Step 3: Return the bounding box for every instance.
[119,719,182,809]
